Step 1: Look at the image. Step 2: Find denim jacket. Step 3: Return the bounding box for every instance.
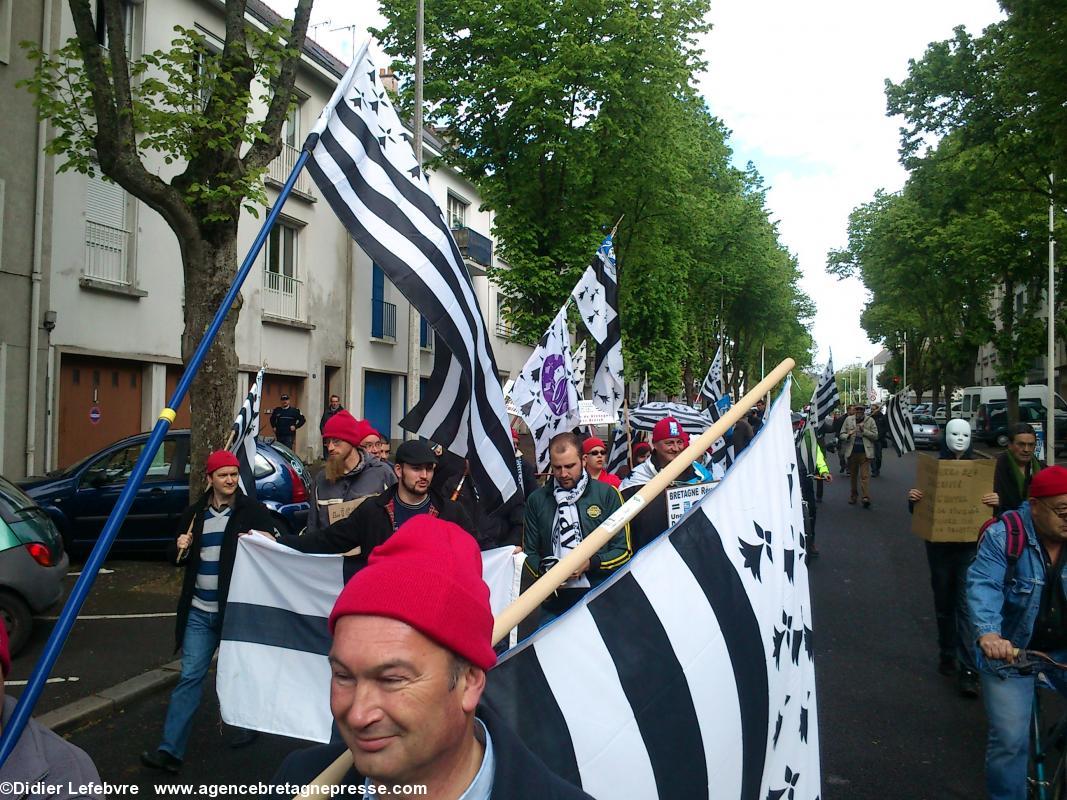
[966,501,1065,670]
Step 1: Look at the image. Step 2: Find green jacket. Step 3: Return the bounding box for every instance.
[523,478,631,584]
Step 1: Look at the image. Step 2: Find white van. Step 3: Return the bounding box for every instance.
[959,385,1067,429]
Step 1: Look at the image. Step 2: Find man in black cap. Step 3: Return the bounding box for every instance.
[269,394,305,450]
[278,439,473,566]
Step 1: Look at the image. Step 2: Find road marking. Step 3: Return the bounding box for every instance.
[67,568,115,576]
[33,611,176,621]
[6,676,80,686]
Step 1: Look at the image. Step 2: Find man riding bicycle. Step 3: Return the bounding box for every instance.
[968,465,1067,800]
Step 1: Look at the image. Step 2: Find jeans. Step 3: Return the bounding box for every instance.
[160,607,221,760]
[980,649,1067,800]
[872,440,883,475]
[848,451,869,500]
[924,541,978,672]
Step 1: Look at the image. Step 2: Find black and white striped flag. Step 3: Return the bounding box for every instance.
[628,402,711,436]
[571,339,588,398]
[887,392,915,456]
[305,41,517,509]
[699,345,725,406]
[230,368,263,500]
[810,354,840,430]
[572,235,624,417]
[483,382,820,799]
[606,426,630,475]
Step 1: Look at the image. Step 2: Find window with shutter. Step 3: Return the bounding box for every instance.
[85,173,131,285]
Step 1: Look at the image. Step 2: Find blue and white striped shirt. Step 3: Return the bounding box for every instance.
[192,506,231,614]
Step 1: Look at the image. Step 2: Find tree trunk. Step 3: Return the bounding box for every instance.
[181,231,241,492]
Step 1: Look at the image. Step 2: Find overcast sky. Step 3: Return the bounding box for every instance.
[268,0,1005,370]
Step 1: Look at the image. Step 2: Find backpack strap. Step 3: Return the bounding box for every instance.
[1001,510,1026,585]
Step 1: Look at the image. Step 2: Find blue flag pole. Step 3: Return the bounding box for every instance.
[0,143,315,765]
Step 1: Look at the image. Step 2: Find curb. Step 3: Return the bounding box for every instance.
[37,659,183,734]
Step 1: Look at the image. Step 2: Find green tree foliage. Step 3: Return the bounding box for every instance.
[831,2,1064,420]
[374,0,812,397]
[22,0,313,485]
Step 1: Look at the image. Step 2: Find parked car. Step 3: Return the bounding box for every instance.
[975,401,1067,452]
[0,475,69,654]
[933,403,962,423]
[912,404,932,416]
[19,431,310,554]
[911,415,940,449]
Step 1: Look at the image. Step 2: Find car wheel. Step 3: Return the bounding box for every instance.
[0,591,33,656]
[995,432,1010,448]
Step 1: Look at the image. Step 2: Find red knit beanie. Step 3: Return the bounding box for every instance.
[0,622,9,677]
[652,417,685,442]
[582,437,606,455]
[322,410,368,447]
[633,442,651,457]
[328,517,497,670]
[1030,465,1067,498]
[205,450,240,475]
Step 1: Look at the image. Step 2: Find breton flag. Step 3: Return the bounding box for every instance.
[703,397,735,480]
[571,339,588,398]
[571,235,624,417]
[305,41,517,510]
[810,354,840,430]
[606,426,630,476]
[230,368,263,499]
[483,382,819,799]
[637,373,648,407]
[628,402,711,436]
[699,346,725,406]
[216,542,524,742]
[509,305,582,470]
[887,392,915,456]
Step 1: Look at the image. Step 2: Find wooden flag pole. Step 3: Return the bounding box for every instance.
[622,398,634,467]
[491,356,794,644]
[294,359,795,798]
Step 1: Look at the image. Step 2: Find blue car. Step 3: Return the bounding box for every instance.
[19,431,310,554]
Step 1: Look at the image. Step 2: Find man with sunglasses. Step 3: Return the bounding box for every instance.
[968,465,1067,799]
[581,436,621,488]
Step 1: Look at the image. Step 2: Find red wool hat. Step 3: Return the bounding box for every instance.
[633,442,652,457]
[582,437,606,455]
[652,416,685,443]
[328,517,496,670]
[205,450,240,475]
[0,621,10,677]
[1030,465,1067,498]
[322,410,369,447]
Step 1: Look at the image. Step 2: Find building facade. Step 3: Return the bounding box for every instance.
[7,0,531,476]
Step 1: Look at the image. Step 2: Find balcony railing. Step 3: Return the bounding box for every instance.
[451,226,493,271]
[263,269,306,321]
[496,317,517,339]
[420,315,435,350]
[267,143,316,199]
[85,221,131,285]
[372,298,397,341]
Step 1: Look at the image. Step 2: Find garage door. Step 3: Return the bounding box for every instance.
[58,355,144,468]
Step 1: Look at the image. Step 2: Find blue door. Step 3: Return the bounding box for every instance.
[371,264,385,338]
[364,372,392,440]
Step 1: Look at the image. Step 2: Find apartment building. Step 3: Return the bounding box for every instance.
[8,0,531,475]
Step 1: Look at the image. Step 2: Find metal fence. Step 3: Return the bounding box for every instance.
[85,221,130,285]
[263,269,306,321]
[372,298,397,340]
[267,144,317,198]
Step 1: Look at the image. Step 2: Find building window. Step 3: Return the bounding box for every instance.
[447,193,468,230]
[0,0,12,65]
[420,315,433,350]
[266,98,315,198]
[85,172,133,285]
[95,0,136,61]
[284,102,300,149]
[263,221,305,320]
[495,293,516,338]
[370,263,396,341]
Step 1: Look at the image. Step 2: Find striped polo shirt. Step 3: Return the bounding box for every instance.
[191,505,231,614]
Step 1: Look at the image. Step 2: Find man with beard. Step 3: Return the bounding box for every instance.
[308,410,396,533]
[280,440,472,566]
[620,416,713,552]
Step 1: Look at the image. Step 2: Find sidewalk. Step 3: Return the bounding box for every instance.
[36,658,185,734]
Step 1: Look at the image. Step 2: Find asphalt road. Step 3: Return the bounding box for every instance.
[33,445,1062,796]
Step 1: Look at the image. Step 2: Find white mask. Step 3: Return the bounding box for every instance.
[945,418,971,454]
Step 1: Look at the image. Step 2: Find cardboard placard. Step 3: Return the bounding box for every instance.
[910,454,995,542]
[666,481,719,528]
[325,496,371,526]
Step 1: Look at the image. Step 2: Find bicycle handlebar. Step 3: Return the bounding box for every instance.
[992,649,1067,676]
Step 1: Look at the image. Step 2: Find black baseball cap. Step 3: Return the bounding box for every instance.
[395,440,438,466]
[280,394,290,400]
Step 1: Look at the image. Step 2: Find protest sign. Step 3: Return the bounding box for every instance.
[910,454,995,542]
[666,481,718,528]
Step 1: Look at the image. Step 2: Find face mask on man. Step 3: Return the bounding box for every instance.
[945,418,971,454]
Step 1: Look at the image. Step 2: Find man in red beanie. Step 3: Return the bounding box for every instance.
[141,450,280,773]
[581,437,620,488]
[310,410,396,533]
[968,464,1067,798]
[0,622,102,795]
[270,518,592,799]
[619,416,712,552]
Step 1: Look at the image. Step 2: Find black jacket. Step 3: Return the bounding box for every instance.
[270,406,305,440]
[278,485,474,567]
[873,410,890,444]
[268,704,594,800]
[319,405,344,433]
[168,491,279,651]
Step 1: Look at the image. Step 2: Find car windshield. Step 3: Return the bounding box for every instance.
[913,415,936,425]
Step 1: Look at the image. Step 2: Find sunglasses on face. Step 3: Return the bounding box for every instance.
[587,450,606,456]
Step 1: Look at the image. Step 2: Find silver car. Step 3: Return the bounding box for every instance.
[911,414,940,449]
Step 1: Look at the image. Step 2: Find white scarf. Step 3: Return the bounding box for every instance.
[550,472,589,560]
